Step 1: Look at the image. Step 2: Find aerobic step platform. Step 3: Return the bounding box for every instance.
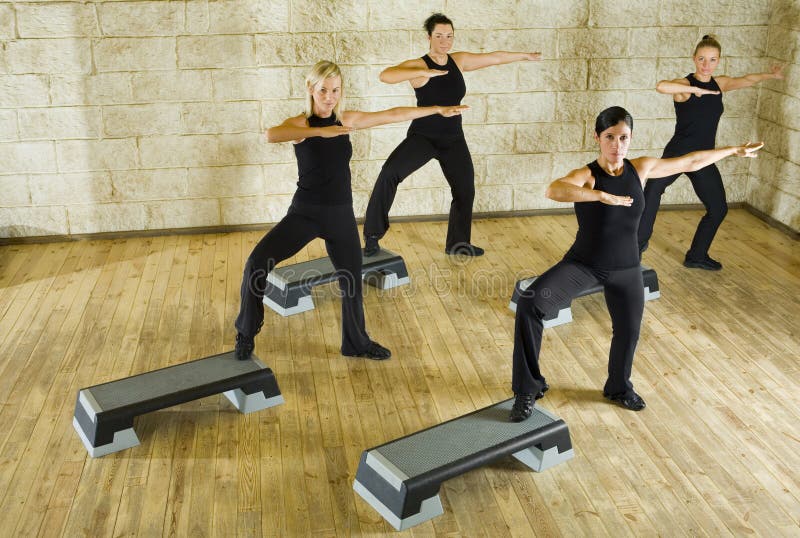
[263,248,409,316]
[73,351,283,457]
[508,265,660,327]
[353,399,573,530]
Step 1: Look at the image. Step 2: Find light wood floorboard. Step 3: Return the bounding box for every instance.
[0,209,797,537]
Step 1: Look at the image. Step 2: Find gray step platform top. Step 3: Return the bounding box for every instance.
[354,399,572,530]
[269,247,401,287]
[373,400,558,479]
[86,352,266,412]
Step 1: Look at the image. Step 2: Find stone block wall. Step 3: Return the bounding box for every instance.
[0,0,794,238]
[750,1,800,230]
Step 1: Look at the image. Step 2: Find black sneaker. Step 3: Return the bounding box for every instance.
[445,243,485,256]
[605,391,646,411]
[536,382,550,400]
[363,236,380,257]
[509,393,534,422]
[235,333,254,361]
[344,340,391,360]
[683,255,722,271]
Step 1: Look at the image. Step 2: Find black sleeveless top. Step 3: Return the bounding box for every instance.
[408,54,466,138]
[292,113,353,206]
[564,159,645,270]
[663,74,724,157]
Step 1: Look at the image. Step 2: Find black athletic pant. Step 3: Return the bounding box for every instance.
[512,260,644,399]
[363,132,475,249]
[235,200,372,355]
[638,163,728,259]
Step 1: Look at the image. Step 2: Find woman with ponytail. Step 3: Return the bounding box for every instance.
[638,35,783,270]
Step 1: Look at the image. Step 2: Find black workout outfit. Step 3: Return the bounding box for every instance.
[235,113,375,356]
[363,54,475,250]
[638,74,727,261]
[513,159,645,400]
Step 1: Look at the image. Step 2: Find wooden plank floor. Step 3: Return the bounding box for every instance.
[0,208,798,537]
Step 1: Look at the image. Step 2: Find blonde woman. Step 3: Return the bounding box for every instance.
[234,61,466,361]
[638,35,784,270]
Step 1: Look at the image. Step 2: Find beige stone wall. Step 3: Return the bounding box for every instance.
[749,1,800,230]
[0,0,791,238]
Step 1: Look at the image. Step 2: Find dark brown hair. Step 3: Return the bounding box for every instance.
[595,106,633,135]
[424,13,453,36]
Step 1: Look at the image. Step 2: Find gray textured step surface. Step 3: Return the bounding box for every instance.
[73,352,283,457]
[353,399,573,530]
[264,248,409,316]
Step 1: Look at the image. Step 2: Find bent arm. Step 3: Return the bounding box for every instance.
[341,105,467,130]
[266,116,315,143]
[633,142,764,181]
[266,115,351,143]
[656,78,693,94]
[546,167,599,202]
[379,58,432,84]
[452,51,541,72]
[655,77,721,102]
[546,167,634,206]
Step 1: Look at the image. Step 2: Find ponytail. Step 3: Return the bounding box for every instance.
[694,34,722,56]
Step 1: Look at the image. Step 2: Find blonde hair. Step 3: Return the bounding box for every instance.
[694,34,721,56]
[304,60,344,118]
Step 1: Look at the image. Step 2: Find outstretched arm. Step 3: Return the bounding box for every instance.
[266,115,351,143]
[340,105,468,130]
[379,58,449,84]
[451,51,541,72]
[716,64,785,92]
[546,167,633,206]
[656,77,720,102]
[632,142,764,183]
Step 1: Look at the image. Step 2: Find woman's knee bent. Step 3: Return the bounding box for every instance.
[708,201,728,223]
[377,161,409,188]
[516,290,551,321]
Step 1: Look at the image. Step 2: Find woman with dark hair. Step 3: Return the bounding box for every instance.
[510,106,762,421]
[363,12,542,257]
[638,35,784,270]
[234,60,467,361]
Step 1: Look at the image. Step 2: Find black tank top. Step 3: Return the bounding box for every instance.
[564,159,644,270]
[663,74,723,157]
[408,54,466,138]
[292,113,353,205]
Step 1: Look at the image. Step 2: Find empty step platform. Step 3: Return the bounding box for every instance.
[353,399,573,530]
[73,351,283,457]
[508,264,660,327]
[264,248,410,316]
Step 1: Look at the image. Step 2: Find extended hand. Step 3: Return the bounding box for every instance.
[319,125,353,137]
[526,52,542,61]
[735,141,764,157]
[438,105,470,117]
[423,69,448,78]
[599,192,633,206]
[771,64,785,79]
[694,87,720,96]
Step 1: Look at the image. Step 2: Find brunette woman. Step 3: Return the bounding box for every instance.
[363,12,541,257]
[510,106,762,421]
